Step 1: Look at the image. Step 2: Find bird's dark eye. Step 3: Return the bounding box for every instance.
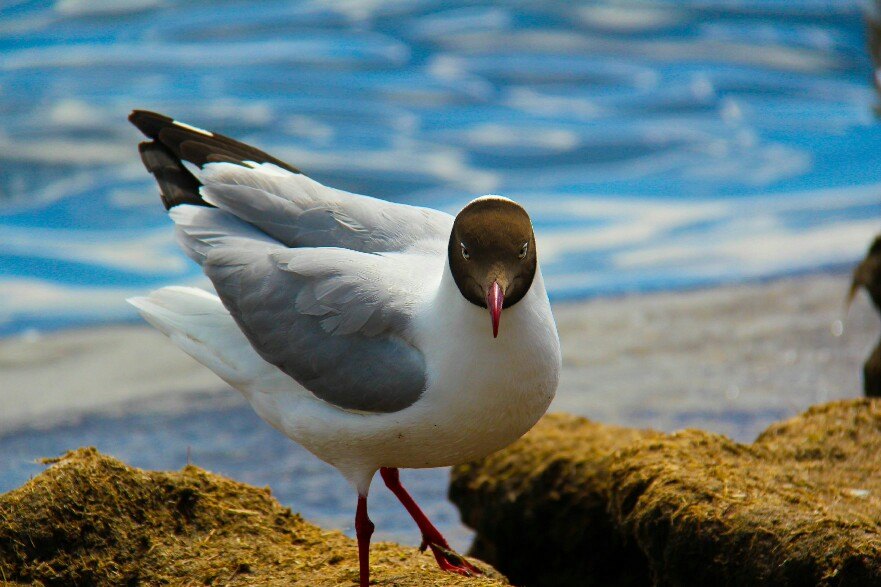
[518,242,529,259]
[461,243,470,260]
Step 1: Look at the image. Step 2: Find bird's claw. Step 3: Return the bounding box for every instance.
[422,537,482,576]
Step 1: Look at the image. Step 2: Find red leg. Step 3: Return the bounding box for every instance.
[379,467,481,576]
[355,495,374,587]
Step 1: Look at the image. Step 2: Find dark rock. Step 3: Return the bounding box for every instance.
[451,401,881,587]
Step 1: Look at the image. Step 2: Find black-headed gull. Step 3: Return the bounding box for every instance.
[128,110,561,585]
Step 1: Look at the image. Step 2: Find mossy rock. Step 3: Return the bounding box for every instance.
[450,400,881,587]
[0,447,507,586]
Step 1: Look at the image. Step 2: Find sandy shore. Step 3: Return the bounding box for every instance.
[0,272,876,440]
[553,272,876,440]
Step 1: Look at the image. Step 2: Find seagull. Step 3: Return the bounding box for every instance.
[127,110,561,586]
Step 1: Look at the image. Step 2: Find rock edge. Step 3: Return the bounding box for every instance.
[451,400,881,587]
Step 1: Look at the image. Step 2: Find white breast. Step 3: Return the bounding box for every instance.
[401,261,561,465]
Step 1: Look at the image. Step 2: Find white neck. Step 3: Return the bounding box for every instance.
[418,256,560,395]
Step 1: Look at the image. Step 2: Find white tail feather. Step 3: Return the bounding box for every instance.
[127,286,272,387]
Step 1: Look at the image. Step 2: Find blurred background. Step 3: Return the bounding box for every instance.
[1,0,880,550]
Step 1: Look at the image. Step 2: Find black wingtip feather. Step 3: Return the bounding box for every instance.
[129,110,174,140]
[129,109,302,209]
[128,109,301,174]
[137,141,210,210]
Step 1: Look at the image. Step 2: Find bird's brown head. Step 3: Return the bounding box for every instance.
[448,197,537,338]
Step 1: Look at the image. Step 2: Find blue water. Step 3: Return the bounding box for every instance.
[1,0,879,335]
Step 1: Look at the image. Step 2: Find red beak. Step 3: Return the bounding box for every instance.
[486,281,504,338]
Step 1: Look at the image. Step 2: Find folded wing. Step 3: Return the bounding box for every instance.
[171,206,428,413]
[129,110,444,413]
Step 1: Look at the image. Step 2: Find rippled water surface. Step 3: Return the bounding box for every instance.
[1,0,879,334]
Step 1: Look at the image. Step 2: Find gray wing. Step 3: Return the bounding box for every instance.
[171,205,427,413]
[195,162,453,253]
